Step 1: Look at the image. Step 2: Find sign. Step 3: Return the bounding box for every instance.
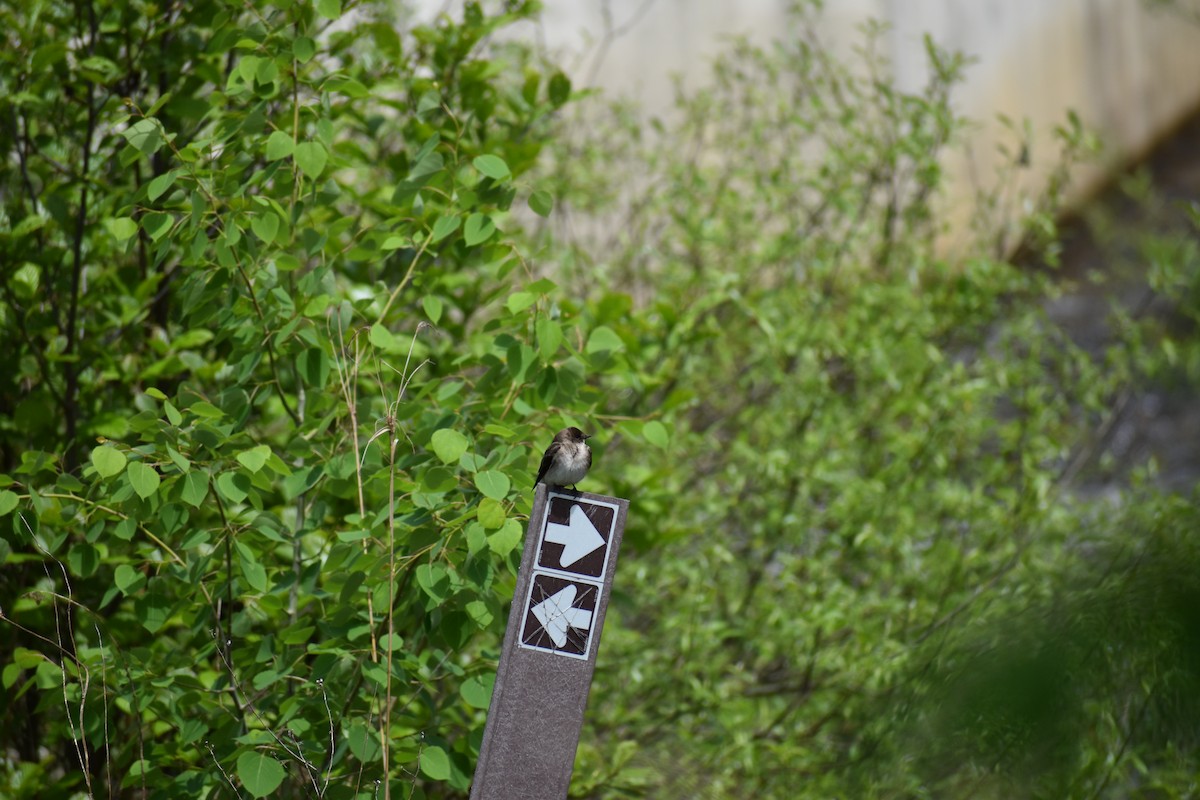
[469,486,629,800]
[517,492,620,660]
[523,576,596,655]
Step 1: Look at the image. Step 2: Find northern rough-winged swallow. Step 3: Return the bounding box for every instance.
[535,427,592,489]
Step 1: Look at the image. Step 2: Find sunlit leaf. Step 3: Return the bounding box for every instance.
[472,154,510,181]
[126,461,161,499]
[237,752,285,798]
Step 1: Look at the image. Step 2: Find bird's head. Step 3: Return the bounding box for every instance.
[559,426,591,442]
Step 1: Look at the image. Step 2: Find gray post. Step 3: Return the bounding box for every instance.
[470,484,629,800]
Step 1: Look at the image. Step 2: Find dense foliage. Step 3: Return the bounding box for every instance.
[538,12,1200,799]
[2,1,1198,798]
[0,1,633,797]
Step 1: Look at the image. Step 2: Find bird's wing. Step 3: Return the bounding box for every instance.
[535,442,561,484]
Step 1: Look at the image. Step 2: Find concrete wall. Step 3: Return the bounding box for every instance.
[417,1,1200,231]
[881,0,1200,236]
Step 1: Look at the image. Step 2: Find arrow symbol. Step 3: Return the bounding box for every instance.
[530,585,593,648]
[544,504,605,568]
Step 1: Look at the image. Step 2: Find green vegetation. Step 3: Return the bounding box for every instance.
[2,1,1198,798]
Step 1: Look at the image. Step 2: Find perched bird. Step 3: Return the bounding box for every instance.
[535,427,593,489]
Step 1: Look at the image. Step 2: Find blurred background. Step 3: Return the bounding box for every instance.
[419,0,1200,239]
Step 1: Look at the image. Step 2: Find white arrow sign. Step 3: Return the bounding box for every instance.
[544,504,605,568]
[530,585,594,648]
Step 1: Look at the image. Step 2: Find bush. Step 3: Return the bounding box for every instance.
[0,1,649,797]
[537,7,1200,798]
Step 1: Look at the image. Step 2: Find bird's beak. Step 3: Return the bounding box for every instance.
[582,433,592,440]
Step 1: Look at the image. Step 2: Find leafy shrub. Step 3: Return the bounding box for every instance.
[537,7,1200,798]
[0,1,642,797]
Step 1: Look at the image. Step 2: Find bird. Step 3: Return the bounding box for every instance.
[535,427,593,489]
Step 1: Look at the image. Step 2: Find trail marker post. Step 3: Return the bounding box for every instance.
[469,484,629,800]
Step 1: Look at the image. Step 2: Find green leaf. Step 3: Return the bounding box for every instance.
[217,472,250,504]
[421,467,457,493]
[643,420,670,449]
[122,118,163,155]
[537,366,558,404]
[506,291,536,314]
[91,446,127,478]
[473,154,511,181]
[236,445,272,473]
[417,89,441,116]
[147,171,176,201]
[548,70,572,107]
[294,141,328,179]
[474,470,510,500]
[252,669,281,691]
[461,674,494,709]
[0,490,17,517]
[586,326,625,354]
[347,721,382,763]
[12,215,47,238]
[292,36,316,63]
[369,323,400,353]
[237,751,285,798]
[240,551,268,593]
[466,523,488,555]
[13,648,42,669]
[423,295,443,324]
[484,423,517,438]
[114,518,136,541]
[79,55,120,83]
[419,745,451,781]
[476,497,505,529]
[115,564,144,594]
[189,401,225,419]
[529,190,554,217]
[325,75,369,98]
[265,130,293,161]
[250,211,279,244]
[11,264,39,297]
[166,446,190,473]
[409,148,443,180]
[466,599,494,628]
[507,343,532,382]
[430,429,469,463]
[181,470,210,508]
[142,212,173,242]
[416,563,449,603]
[255,58,278,86]
[297,348,330,388]
[463,213,495,246]
[173,330,212,349]
[536,318,563,360]
[135,593,170,633]
[279,623,314,645]
[316,0,341,19]
[68,544,99,578]
[487,519,523,556]
[105,216,138,242]
[126,461,161,500]
[431,215,460,243]
[237,55,260,84]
